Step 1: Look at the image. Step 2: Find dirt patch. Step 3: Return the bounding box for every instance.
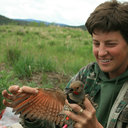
[20,72,71,88]
[0,63,6,71]
[0,62,72,88]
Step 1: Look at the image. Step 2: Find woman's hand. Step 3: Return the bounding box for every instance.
[2,85,38,107]
[64,96,103,128]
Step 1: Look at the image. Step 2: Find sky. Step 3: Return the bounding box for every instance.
[0,0,127,26]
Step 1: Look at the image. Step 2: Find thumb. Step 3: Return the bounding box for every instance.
[84,96,95,112]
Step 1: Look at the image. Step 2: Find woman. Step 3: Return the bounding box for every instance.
[2,0,128,128]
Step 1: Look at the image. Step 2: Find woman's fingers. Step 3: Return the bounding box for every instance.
[84,96,96,113]
[64,100,87,123]
[64,97,97,125]
[2,85,38,99]
[3,99,12,107]
[2,85,20,100]
[65,97,96,115]
[8,85,38,94]
[2,85,38,103]
[2,90,13,100]
[65,100,82,114]
[74,123,82,128]
[9,85,20,94]
[19,86,38,94]
[2,85,38,109]
[64,97,102,128]
[64,110,83,123]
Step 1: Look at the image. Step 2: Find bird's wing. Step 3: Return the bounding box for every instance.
[11,88,66,125]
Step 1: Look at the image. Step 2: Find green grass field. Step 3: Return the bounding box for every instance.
[0,24,95,111]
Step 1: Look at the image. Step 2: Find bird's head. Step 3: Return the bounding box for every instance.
[65,81,84,95]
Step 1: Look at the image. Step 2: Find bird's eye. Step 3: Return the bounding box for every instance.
[76,87,79,90]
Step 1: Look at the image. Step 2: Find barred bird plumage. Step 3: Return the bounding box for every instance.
[3,81,87,127]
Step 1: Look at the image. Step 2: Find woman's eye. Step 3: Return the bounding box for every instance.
[106,43,116,47]
[93,42,100,47]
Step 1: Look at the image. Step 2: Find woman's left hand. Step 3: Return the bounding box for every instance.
[64,96,103,128]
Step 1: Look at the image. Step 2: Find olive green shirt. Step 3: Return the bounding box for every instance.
[66,62,128,127]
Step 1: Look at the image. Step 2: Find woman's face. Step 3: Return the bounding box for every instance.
[92,30,128,79]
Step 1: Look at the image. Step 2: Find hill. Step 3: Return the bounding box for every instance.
[0,15,30,25]
[15,18,86,30]
[0,15,13,24]
[0,15,86,30]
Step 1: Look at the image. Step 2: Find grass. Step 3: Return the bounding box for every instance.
[0,70,20,110]
[0,24,95,111]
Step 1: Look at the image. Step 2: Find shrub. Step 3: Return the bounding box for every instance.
[13,56,35,79]
[5,47,21,65]
[36,56,57,72]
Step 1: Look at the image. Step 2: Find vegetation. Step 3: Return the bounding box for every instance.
[0,15,28,25]
[0,24,95,111]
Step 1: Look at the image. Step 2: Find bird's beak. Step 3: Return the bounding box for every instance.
[64,88,73,94]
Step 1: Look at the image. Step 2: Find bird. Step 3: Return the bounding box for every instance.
[4,81,86,127]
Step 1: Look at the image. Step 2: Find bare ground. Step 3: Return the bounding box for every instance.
[19,71,71,88]
[0,63,71,88]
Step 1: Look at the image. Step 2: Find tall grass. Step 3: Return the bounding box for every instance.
[5,46,21,65]
[0,24,95,111]
[0,70,20,110]
[13,56,35,78]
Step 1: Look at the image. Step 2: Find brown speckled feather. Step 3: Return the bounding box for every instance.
[12,88,66,126]
[8,81,88,127]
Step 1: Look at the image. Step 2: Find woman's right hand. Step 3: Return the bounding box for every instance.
[2,85,38,107]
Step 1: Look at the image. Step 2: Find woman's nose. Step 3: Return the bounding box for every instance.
[98,45,108,56]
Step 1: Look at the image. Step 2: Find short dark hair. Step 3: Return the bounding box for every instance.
[85,0,128,43]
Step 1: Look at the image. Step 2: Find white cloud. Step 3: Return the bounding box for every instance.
[0,0,127,26]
